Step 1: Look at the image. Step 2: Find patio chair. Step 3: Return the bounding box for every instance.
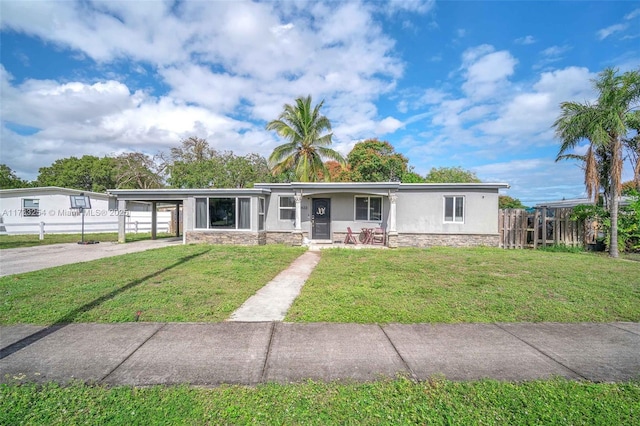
[344,227,358,244]
[371,227,385,245]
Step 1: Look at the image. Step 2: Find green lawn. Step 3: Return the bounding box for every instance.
[2,379,638,425]
[2,245,639,325]
[286,247,640,323]
[0,245,305,324]
[0,232,174,250]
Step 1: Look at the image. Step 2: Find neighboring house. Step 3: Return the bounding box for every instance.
[535,196,632,210]
[0,186,170,235]
[108,182,509,247]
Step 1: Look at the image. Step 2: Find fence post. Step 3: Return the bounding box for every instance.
[39,221,45,240]
[135,221,139,234]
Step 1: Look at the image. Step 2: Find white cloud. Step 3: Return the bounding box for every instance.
[624,8,640,20]
[0,65,267,180]
[0,1,412,179]
[474,158,586,205]
[460,46,518,100]
[476,67,595,140]
[534,44,572,69]
[515,35,536,45]
[597,23,628,40]
[541,45,571,57]
[381,0,435,15]
[376,117,404,134]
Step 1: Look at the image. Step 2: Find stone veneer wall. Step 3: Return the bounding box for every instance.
[265,231,305,246]
[396,233,500,248]
[185,231,265,245]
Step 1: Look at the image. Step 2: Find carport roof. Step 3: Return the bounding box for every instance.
[107,188,271,202]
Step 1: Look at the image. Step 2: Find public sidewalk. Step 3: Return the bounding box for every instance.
[1,322,638,386]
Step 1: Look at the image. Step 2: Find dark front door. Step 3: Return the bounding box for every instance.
[311,198,331,240]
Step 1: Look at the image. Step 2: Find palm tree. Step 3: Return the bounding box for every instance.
[266,95,345,182]
[554,67,640,257]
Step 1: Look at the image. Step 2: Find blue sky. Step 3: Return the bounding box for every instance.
[1,0,638,205]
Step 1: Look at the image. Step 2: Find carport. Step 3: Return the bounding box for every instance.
[107,189,189,244]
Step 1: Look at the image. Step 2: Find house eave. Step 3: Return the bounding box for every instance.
[107,188,272,201]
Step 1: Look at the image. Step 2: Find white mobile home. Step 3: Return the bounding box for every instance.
[0,187,170,235]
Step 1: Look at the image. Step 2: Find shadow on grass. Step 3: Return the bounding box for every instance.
[0,248,210,360]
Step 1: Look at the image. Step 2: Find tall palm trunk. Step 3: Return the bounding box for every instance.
[608,136,622,258]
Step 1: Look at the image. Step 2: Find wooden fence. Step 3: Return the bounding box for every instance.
[499,208,597,249]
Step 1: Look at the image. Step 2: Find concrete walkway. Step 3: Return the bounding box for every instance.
[0,238,183,277]
[229,251,320,321]
[1,322,638,386]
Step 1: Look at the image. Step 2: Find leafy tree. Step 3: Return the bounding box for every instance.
[424,167,481,183]
[169,136,215,163]
[0,164,30,189]
[217,152,274,188]
[554,67,640,257]
[499,195,527,209]
[622,180,639,195]
[321,160,351,182]
[164,137,275,188]
[346,139,410,182]
[36,156,116,192]
[165,137,219,188]
[267,95,345,182]
[114,152,164,189]
[571,191,640,253]
[556,145,611,204]
[400,171,426,183]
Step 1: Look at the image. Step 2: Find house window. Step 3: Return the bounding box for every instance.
[258,198,265,231]
[444,196,464,223]
[195,197,251,230]
[23,199,40,217]
[279,196,296,220]
[355,196,382,221]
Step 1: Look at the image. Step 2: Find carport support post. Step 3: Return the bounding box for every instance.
[294,194,302,231]
[151,202,157,240]
[292,193,303,245]
[175,202,180,237]
[388,193,398,248]
[117,200,127,243]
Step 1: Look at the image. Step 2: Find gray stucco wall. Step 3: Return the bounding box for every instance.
[395,189,499,235]
[264,189,390,241]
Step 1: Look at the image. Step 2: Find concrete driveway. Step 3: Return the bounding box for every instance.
[0,238,183,277]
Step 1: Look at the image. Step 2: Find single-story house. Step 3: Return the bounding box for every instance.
[0,186,170,235]
[108,182,509,248]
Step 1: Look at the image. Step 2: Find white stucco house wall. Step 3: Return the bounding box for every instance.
[108,182,509,248]
[0,187,170,235]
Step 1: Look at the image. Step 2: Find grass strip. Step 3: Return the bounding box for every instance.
[287,247,640,323]
[1,378,638,425]
[0,245,305,324]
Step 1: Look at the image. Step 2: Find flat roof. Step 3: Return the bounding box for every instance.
[107,182,511,200]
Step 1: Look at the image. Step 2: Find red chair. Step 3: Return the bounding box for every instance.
[371,227,385,245]
[344,227,358,244]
